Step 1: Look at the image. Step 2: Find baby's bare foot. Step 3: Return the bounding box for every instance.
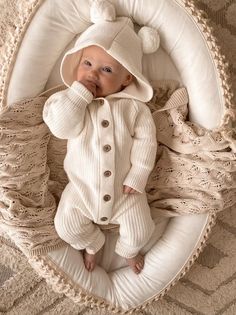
[126,254,144,274]
[83,250,96,272]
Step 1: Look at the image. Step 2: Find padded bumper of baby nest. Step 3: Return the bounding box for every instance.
[37,214,214,312]
[8,0,227,129]
[3,0,231,313]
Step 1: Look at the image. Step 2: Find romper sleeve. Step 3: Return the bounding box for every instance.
[43,81,93,139]
[123,102,157,193]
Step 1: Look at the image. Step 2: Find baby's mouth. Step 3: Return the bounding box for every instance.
[88,80,99,91]
[88,79,99,87]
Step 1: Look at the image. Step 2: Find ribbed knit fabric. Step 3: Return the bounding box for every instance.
[114,194,155,258]
[43,81,157,256]
[54,185,155,257]
[43,81,93,139]
[54,195,106,255]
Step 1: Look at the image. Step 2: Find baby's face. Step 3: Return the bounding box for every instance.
[76,45,133,98]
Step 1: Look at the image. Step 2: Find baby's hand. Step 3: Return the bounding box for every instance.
[123,185,138,194]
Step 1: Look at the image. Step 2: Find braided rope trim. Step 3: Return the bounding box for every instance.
[0,0,45,112]
[177,0,235,127]
[135,212,217,312]
[29,256,126,314]
[29,211,216,314]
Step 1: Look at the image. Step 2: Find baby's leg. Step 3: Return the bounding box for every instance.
[54,198,105,271]
[115,195,155,274]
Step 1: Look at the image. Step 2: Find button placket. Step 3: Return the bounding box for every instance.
[97,99,115,224]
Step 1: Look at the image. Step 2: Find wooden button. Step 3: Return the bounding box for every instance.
[100,217,108,221]
[101,120,109,127]
[104,170,111,177]
[103,194,111,202]
[103,145,111,152]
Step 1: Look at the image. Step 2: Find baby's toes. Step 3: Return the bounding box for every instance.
[90,261,96,271]
[84,260,90,271]
[136,259,144,272]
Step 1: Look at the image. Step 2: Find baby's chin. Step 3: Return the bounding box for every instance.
[96,87,124,98]
[95,90,108,98]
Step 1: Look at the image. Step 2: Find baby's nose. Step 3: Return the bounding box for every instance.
[88,69,99,80]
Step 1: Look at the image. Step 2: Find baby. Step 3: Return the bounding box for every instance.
[43,17,158,274]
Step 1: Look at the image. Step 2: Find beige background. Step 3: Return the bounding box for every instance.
[0,1,236,314]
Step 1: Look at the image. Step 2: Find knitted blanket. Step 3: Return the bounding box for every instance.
[0,81,235,256]
[147,80,236,216]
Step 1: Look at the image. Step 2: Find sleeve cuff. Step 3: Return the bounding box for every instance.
[67,81,94,104]
[123,167,151,193]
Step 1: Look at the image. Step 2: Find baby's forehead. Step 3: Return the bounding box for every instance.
[80,45,122,67]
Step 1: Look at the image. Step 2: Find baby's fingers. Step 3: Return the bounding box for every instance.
[123,185,132,193]
[123,185,137,194]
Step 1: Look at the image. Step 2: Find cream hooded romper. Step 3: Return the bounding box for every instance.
[43,17,157,259]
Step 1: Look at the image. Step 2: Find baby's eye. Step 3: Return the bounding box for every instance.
[102,66,112,73]
[83,60,91,66]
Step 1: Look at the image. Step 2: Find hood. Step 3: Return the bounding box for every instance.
[60,17,154,102]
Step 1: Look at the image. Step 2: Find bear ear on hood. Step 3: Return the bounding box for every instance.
[90,0,116,23]
[90,0,160,54]
[138,27,160,54]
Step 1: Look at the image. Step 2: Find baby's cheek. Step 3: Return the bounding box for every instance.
[76,72,82,82]
[76,67,84,81]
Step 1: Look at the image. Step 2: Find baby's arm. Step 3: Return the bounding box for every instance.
[123,102,157,193]
[43,81,93,139]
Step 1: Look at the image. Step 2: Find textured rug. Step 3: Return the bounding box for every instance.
[0,0,236,314]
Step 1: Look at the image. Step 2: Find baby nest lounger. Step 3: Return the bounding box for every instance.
[0,0,235,313]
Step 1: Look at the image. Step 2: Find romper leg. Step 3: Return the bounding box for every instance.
[114,195,155,258]
[54,197,105,254]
